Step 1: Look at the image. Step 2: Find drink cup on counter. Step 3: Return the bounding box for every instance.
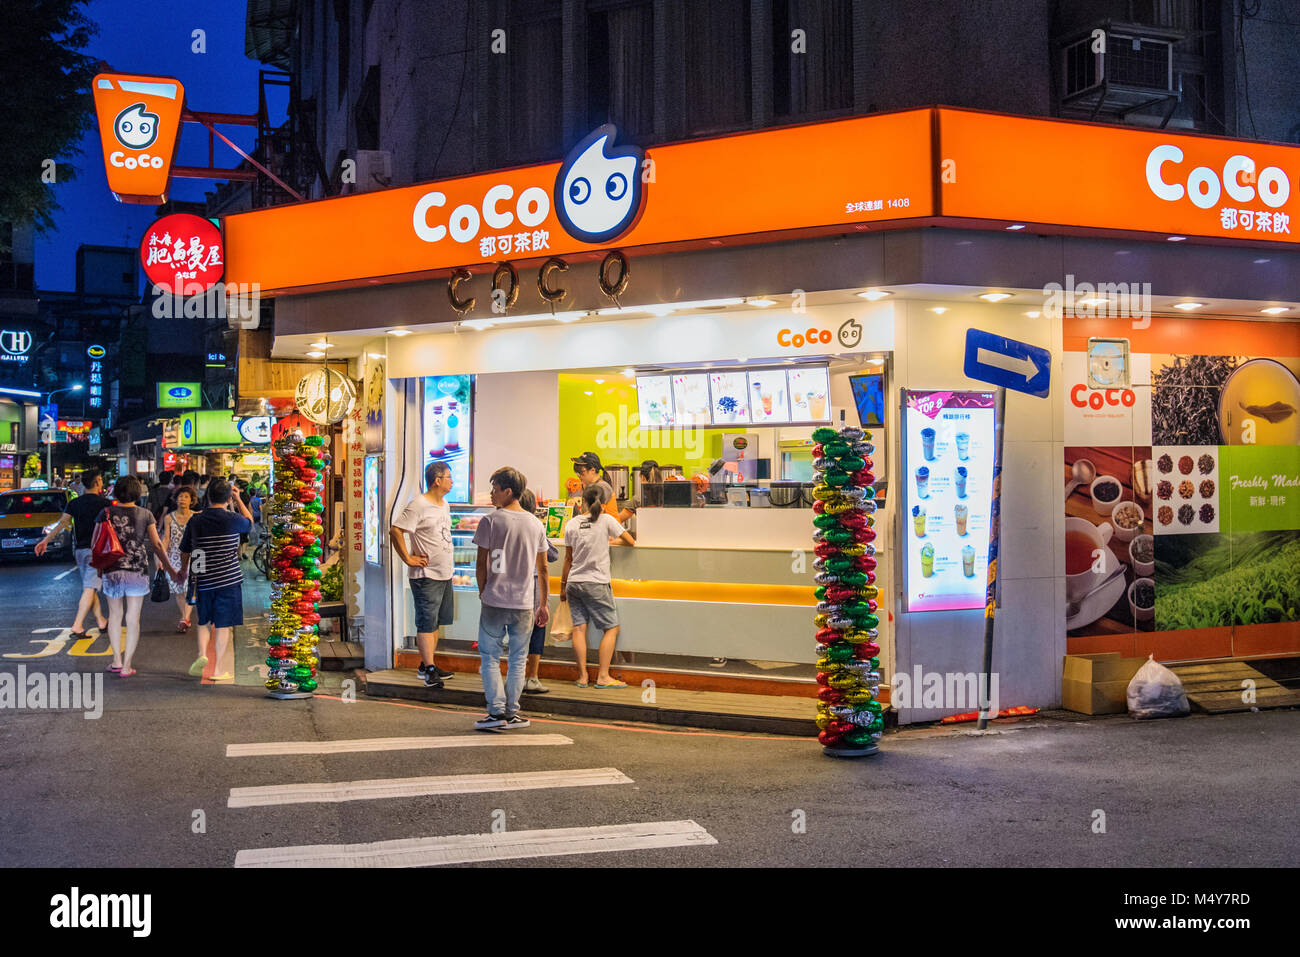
[920,543,935,578]
[921,427,936,461]
[915,466,930,499]
[962,545,976,577]
[954,503,969,535]
[955,432,970,460]
[955,466,968,498]
[912,504,926,537]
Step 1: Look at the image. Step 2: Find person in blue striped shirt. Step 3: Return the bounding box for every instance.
[174,478,254,681]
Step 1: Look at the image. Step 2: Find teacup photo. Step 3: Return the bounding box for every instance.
[1128,577,1155,622]
[1065,516,1113,603]
[1110,501,1145,543]
[1089,475,1124,515]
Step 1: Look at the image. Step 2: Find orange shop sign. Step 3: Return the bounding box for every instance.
[91,73,185,204]
[937,108,1297,243]
[222,109,935,294]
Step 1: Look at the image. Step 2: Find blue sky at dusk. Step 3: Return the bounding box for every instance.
[37,0,282,291]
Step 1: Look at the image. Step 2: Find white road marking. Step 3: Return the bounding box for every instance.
[227,767,632,808]
[53,568,76,580]
[226,733,573,757]
[234,820,716,867]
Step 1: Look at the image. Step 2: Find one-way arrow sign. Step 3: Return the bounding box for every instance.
[963,328,1051,398]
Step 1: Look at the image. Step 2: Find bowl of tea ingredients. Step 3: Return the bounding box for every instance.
[1129,534,1155,576]
[1111,501,1144,541]
[1090,476,1123,514]
[1128,577,1156,622]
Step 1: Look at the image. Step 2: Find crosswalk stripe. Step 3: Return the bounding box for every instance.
[53,568,76,580]
[227,767,632,808]
[226,734,574,757]
[234,819,716,867]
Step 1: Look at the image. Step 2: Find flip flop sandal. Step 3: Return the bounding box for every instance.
[595,680,629,689]
[106,664,122,673]
[117,668,136,677]
[575,681,590,688]
[69,631,90,640]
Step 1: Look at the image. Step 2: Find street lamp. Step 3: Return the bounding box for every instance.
[44,384,83,486]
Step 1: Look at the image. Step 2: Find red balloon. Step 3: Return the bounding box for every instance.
[295,532,317,547]
[816,671,832,688]
[859,527,877,542]
[273,558,292,571]
[297,488,316,503]
[293,601,315,615]
[838,512,866,529]
[855,641,881,658]
[814,542,840,559]
[301,612,320,625]
[283,568,304,582]
[857,555,878,571]
[827,719,853,736]
[812,500,825,515]
[270,646,290,659]
[299,468,317,481]
[815,628,840,645]
[817,687,844,705]
[283,545,304,559]
[812,444,825,458]
[288,456,306,469]
[818,729,846,747]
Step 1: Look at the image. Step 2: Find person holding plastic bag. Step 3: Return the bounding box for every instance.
[561,484,635,688]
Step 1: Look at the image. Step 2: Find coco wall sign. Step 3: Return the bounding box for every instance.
[92,73,185,204]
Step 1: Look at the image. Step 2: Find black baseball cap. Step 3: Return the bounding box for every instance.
[571,452,603,471]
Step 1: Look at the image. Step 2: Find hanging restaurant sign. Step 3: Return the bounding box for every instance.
[92,73,185,204]
[140,213,225,295]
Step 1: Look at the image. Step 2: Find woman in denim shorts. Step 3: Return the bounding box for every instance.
[560,485,635,688]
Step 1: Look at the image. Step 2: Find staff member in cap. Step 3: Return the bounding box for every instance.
[570,452,634,523]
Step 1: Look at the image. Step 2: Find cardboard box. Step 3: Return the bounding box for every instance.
[1061,653,1147,715]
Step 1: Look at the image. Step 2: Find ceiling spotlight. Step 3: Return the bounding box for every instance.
[979,292,1013,303]
[1260,306,1290,315]
[1077,297,1110,307]
[856,289,891,301]
[387,328,412,337]
[1253,258,1271,264]
[1172,302,1205,311]
[593,378,605,385]
[747,298,777,307]
[622,367,636,377]
[1025,311,1042,318]
[367,352,386,359]
[929,306,949,314]
[1005,224,1026,231]
[867,358,884,366]
[309,341,334,349]
[305,350,326,358]
[1167,236,1187,242]
[583,391,593,396]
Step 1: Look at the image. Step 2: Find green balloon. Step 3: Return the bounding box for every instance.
[823,470,849,487]
[838,456,866,472]
[825,556,853,573]
[840,571,867,587]
[813,513,842,530]
[842,727,876,748]
[297,678,318,693]
[305,545,323,558]
[304,434,325,446]
[812,427,839,443]
[824,528,854,545]
[296,556,315,569]
[304,567,322,580]
[827,643,855,662]
[309,458,325,469]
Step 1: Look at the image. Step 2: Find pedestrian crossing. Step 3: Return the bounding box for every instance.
[225,729,717,867]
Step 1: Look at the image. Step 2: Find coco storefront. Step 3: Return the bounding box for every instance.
[223,107,1300,721]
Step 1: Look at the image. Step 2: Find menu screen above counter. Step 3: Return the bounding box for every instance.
[636,364,830,428]
[900,389,997,612]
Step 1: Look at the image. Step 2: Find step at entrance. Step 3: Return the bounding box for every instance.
[1167,660,1300,714]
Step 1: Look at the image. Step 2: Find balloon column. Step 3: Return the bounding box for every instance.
[812,425,884,757]
[265,430,330,698]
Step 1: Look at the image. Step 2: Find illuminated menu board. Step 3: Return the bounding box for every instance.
[636,365,833,427]
[900,389,998,612]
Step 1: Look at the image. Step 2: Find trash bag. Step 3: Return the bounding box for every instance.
[1126,655,1190,719]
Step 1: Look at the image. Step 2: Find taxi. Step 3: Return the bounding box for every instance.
[0,489,72,559]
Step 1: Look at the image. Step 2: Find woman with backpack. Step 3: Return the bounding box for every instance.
[93,475,178,677]
[561,484,635,688]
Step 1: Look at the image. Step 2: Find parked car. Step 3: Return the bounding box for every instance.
[0,489,72,559]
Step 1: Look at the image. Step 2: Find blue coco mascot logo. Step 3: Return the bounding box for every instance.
[553,125,645,244]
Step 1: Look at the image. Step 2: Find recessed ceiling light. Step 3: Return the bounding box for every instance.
[1260,306,1289,315]
[1167,236,1187,242]
[1173,302,1205,311]
[583,391,593,396]
[1253,258,1271,264]
[929,306,948,314]
[305,350,325,358]
[979,292,1013,303]
[1006,224,1025,231]
[867,358,884,366]
[856,289,891,301]
[622,367,636,377]
[367,352,386,359]
[593,378,605,385]
[1025,311,1042,318]
[309,341,334,349]
[387,328,412,337]
[747,298,777,307]
[1077,297,1110,307]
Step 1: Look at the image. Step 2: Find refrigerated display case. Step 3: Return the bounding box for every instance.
[449,503,494,590]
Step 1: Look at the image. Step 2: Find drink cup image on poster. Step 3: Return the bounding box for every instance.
[709,371,751,425]
[787,366,830,422]
[635,374,675,427]
[747,370,790,424]
[900,390,997,612]
[671,373,711,426]
[423,375,473,502]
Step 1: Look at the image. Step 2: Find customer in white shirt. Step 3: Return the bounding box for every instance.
[390,462,456,688]
[561,484,635,688]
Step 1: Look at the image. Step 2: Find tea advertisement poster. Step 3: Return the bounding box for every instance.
[1064,337,1300,651]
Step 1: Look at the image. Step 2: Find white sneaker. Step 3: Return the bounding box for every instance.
[474,713,506,730]
[522,677,550,694]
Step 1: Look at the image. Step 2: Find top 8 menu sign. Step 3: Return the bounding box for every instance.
[900,390,998,612]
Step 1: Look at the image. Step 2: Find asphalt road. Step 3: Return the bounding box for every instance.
[1,556,1297,868]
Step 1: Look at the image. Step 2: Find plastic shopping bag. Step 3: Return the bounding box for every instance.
[550,599,573,643]
[1126,655,1190,719]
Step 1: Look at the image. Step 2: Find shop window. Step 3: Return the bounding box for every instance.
[684,0,751,135]
[772,0,853,118]
[586,1,656,140]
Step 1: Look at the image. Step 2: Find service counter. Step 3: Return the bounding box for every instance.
[437,503,892,675]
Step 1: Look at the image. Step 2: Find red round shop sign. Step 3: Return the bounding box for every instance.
[140,213,224,295]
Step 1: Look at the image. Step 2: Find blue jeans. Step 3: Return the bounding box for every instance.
[478,604,534,717]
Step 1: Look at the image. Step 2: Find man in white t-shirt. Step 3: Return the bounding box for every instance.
[390,462,456,688]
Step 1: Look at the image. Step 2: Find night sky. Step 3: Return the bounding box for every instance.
[36,0,283,291]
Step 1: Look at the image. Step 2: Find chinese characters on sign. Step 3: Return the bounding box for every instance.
[139,213,225,295]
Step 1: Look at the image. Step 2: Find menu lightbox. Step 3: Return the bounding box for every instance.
[899,389,998,612]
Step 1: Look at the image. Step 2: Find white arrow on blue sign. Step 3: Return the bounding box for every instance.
[963,328,1051,398]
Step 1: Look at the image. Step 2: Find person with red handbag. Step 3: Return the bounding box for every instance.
[92,476,178,677]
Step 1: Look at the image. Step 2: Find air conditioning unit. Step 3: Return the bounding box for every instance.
[1058,21,1181,125]
[337,149,392,195]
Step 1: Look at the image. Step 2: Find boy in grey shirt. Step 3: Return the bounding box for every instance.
[472,467,550,729]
